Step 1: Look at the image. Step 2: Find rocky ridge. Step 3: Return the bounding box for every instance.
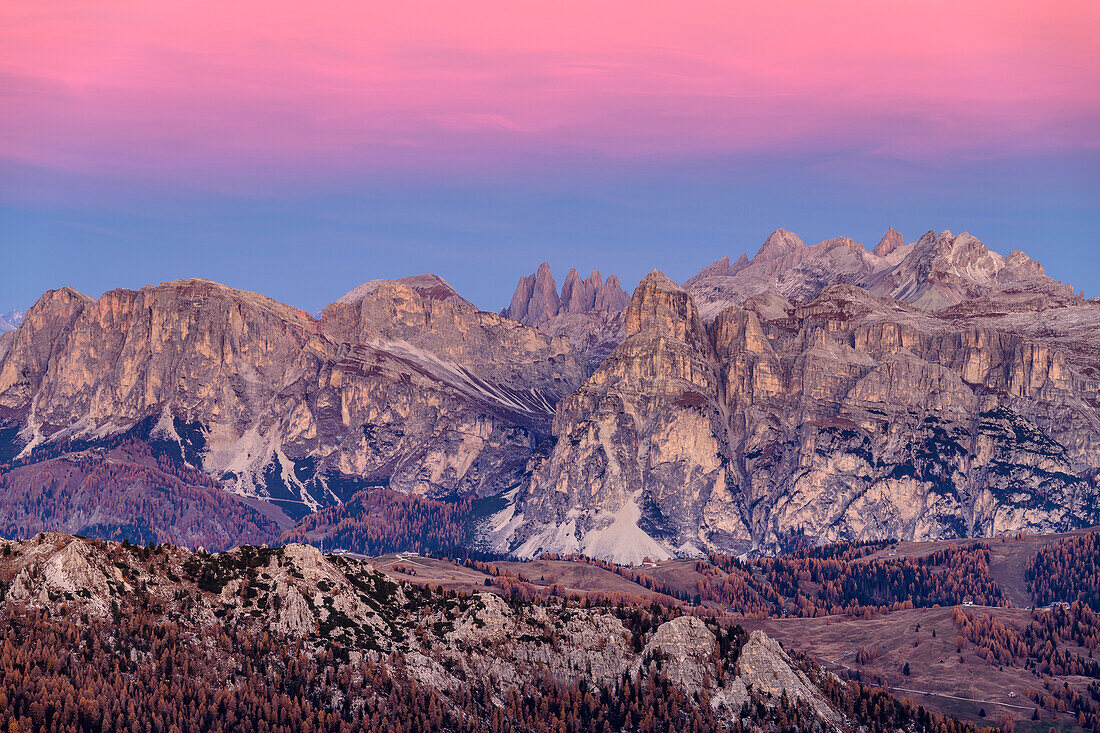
[686,227,1077,320]
[0,277,584,524]
[494,241,1100,560]
[0,532,850,729]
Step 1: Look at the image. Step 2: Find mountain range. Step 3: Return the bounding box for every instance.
[0,310,24,334]
[1,228,1097,562]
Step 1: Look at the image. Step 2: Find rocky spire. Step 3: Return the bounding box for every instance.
[504,262,560,325]
[594,275,630,312]
[560,268,596,313]
[504,263,629,326]
[872,227,904,257]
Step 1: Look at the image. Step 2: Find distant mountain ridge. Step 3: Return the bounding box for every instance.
[1,228,1098,562]
[0,310,24,334]
[502,263,630,325]
[684,227,1074,319]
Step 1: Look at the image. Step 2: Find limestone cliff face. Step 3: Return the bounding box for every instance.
[0,277,584,519]
[493,272,746,562]
[3,231,1097,559]
[494,267,1100,561]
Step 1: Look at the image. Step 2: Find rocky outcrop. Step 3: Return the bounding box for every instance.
[491,272,748,562]
[640,615,718,688]
[5,534,117,617]
[0,533,853,730]
[503,262,562,326]
[713,631,843,726]
[872,226,906,258]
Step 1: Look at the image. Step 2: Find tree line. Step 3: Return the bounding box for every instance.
[1026,532,1100,610]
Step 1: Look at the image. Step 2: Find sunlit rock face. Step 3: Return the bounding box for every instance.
[0,276,585,520]
[492,271,746,564]
[2,230,1098,561]
[494,232,1099,561]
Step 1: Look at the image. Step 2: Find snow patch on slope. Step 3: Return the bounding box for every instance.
[498,492,673,565]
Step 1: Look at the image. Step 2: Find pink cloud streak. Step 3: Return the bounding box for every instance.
[1,0,1097,182]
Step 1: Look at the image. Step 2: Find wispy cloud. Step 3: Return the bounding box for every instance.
[0,0,1095,186]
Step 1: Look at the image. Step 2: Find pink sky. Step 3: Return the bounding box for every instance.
[1,0,1098,182]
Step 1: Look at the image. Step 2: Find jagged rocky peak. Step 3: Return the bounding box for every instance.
[1001,249,1046,282]
[559,268,596,312]
[491,268,735,563]
[743,228,811,279]
[503,262,629,327]
[867,229,1073,310]
[686,228,875,318]
[684,254,750,286]
[625,270,709,351]
[686,228,807,279]
[594,274,629,311]
[23,286,95,319]
[559,268,631,315]
[920,229,1001,278]
[872,226,905,257]
[503,262,559,325]
[687,225,1077,317]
